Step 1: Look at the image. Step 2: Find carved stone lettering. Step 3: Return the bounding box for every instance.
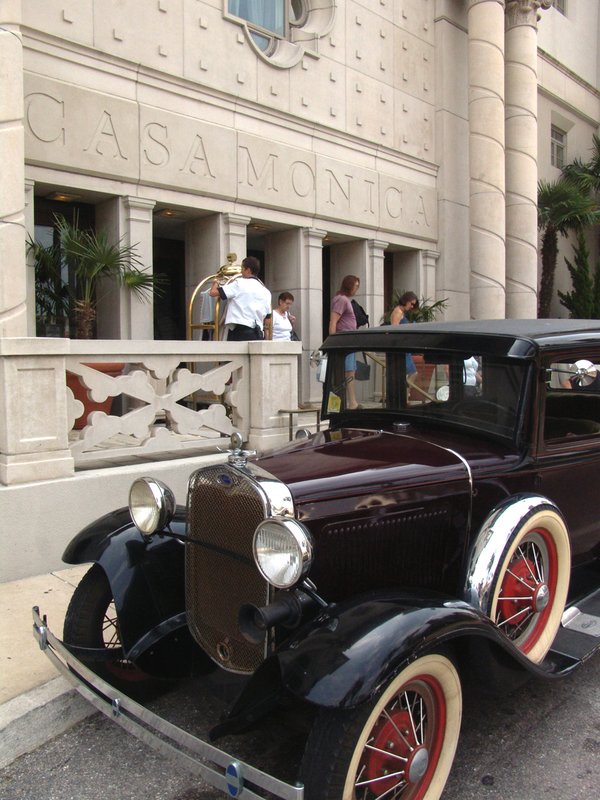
[290,160,315,198]
[25,93,65,144]
[84,111,128,160]
[180,134,216,178]
[238,146,279,192]
[325,168,352,206]
[364,179,376,214]
[143,122,170,166]
[385,186,403,219]
[414,194,429,227]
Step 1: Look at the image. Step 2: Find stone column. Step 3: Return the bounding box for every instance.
[222,213,251,264]
[301,227,326,403]
[123,197,156,339]
[420,250,441,308]
[468,0,506,319]
[0,2,28,337]
[505,0,551,318]
[94,196,155,339]
[25,179,36,336]
[367,240,389,331]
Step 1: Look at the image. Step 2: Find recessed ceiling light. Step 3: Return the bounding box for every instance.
[46,191,82,202]
[155,208,184,218]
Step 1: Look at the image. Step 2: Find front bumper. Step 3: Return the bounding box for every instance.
[32,607,303,800]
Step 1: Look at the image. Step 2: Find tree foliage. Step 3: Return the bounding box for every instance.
[381,292,448,325]
[558,231,600,319]
[537,179,600,318]
[30,214,163,338]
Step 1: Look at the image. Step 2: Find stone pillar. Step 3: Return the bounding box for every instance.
[366,240,389,331]
[25,179,36,336]
[186,214,222,303]
[420,250,441,307]
[123,197,156,339]
[0,2,28,338]
[222,213,251,264]
[300,227,326,403]
[468,0,506,319]
[434,7,471,321]
[505,0,550,318]
[95,196,155,339]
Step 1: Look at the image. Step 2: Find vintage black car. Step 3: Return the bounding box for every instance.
[33,319,600,800]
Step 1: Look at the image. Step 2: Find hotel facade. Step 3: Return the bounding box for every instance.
[1,1,599,577]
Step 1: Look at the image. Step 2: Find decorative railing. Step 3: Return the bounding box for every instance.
[0,338,303,485]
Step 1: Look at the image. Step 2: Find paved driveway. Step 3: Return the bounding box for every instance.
[1,654,599,800]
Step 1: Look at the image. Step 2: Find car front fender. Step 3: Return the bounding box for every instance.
[276,591,500,709]
[62,506,188,654]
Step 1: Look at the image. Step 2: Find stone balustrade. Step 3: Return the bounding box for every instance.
[0,337,303,486]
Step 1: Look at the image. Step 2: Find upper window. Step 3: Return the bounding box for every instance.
[551,125,566,169]
[552,0,566,15]
[545,359,600,442]
[322,348,527,442]
[228,1,306,54]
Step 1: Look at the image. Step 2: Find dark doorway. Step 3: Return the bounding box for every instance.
[247,248,266,283]
[153,238,186,340]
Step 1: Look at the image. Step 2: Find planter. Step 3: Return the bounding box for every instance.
[67,362,124,430]
[407,354,436,403]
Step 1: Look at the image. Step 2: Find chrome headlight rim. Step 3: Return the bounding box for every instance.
[129,477,175,537]
[253,517,313,589]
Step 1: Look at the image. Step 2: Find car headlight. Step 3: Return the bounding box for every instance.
[253,518,313,589]
[129,477,175,537]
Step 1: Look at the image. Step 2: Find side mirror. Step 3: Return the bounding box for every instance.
[549,359,600,387]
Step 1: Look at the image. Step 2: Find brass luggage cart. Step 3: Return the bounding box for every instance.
[187,252,242,341]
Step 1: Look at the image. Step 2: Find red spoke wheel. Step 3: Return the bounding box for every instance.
[489,508,570,663]
[299,654,461,800]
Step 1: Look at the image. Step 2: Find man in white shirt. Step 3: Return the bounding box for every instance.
[209,256,272,340]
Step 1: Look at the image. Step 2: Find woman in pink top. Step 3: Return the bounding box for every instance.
[329,274,361,409]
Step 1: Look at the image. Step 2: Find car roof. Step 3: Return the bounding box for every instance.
[322,319,600,358]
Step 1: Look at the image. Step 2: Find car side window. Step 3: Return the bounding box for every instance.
[545,358,600,441]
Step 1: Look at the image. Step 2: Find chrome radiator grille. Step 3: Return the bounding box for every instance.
[185,465,270,673]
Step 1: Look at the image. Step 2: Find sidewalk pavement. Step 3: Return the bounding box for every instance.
[0,565,94,768]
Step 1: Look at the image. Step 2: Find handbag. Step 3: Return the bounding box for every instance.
[355,353,371,381]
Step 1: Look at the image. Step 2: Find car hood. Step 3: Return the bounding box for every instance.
[255,427,470,507]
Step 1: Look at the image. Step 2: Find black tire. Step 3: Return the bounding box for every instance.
[299,653,462,800]
[63,563,168,699]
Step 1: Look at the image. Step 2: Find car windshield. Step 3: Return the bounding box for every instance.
[321,348,530,440]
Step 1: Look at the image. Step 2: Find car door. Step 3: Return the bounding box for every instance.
[535,350,600,562]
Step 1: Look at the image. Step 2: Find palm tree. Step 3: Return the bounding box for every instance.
[537,178,600,318]
[55,215,158,338]
[562,133,600,196]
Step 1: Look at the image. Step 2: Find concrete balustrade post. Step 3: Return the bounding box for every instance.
[244,340,303,452]
[0,338,74,485]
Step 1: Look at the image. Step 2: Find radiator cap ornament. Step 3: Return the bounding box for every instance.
[226,431,256,467]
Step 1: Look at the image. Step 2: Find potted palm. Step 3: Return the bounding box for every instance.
[381,294,448,402]
[381,293,448,325]
[28,236,71,337]
[30,214,160,427]
[54,214,157,339]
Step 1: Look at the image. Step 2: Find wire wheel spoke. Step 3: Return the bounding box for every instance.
[357,685,433,799]
[493,523,563,659]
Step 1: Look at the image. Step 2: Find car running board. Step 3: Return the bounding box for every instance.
[545,588,600,673]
